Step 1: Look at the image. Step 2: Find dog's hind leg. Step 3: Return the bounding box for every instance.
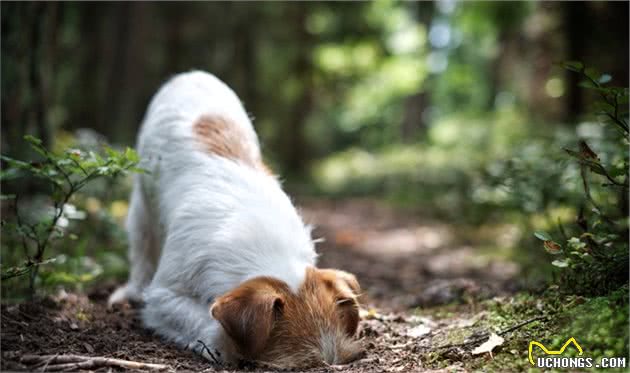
[109,177,160,306]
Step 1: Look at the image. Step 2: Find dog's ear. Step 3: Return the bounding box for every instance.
[315,269,361,336]
[333,270,361,297]
[331,270,361,336]
[210,278,285,358]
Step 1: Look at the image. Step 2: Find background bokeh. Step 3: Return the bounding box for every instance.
[2,2,627,165]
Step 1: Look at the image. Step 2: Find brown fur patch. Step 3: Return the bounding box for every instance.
[210,268,363,368]
[193,115,272,174]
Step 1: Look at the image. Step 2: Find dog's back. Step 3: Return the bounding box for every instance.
[138,71,259,164]
[110,71,316,304]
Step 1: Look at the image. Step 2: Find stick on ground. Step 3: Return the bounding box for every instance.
[3,353,170,371]
[435,315,549,350]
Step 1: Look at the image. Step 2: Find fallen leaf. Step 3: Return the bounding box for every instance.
[471,333,504,355]
[406,315,437,327]
[83,342,95,353]
[407,324,432,338]
[452,312,486,328]
[359,308,382,320]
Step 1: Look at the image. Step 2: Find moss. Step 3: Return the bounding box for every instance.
[554,286,629,360]
[419,287,629,371]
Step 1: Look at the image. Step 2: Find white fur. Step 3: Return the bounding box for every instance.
[109,71,317,362]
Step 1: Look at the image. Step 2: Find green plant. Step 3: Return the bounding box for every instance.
[535,63,629,295]
[0,135,143,296]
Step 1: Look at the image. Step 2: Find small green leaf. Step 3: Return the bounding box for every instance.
[609,165,627,178]
[562,61,584,72]
[534,231,551,241]
[598,74,612,84]
[124,147,139,163]
[584,67,601,81]
[579,80,598,89]
[103,146,118,158]
[551,259,569,268]
[581,253,594,263]
[89,151,104,164]
[1,155,31,169]
[0,168,23,181]
[23,135,43,145]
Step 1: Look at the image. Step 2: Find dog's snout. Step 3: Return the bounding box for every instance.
[320,331,364,365]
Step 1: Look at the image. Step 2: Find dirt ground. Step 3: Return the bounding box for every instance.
[1,199,522,372]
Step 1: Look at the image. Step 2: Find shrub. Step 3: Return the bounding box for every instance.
[535,63,629,295]
[0,135,143,297]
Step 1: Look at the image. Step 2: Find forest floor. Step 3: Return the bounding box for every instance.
[1,198,565,372]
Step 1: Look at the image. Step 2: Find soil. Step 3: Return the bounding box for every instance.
[1,198,522,372]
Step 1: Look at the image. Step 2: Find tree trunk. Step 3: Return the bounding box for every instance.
[564,1,587,122]
[282,4,313,175]
[28,2,50,148]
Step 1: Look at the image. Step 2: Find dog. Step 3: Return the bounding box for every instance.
[108,71,363,368]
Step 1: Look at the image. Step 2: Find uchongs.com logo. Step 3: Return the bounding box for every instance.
[528,337,627,369]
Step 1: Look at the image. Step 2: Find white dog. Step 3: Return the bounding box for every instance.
[108,71,362,368]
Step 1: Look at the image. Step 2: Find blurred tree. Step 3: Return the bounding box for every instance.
[564,1,629,122]
[1,1,627,175]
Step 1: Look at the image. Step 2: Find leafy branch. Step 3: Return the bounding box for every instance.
[1,135,144,296]
[534,63,629,295]
[562,61,629,135]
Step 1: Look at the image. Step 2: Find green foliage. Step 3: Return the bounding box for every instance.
[311,63,629,294]
[0,135,143,296]
[420,287,628,371]
[310,108,563,223]
[533,65,629,296]
[559,286,629,361]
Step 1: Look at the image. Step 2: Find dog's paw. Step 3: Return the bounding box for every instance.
[108,284,142,307]
[189,340,223,365]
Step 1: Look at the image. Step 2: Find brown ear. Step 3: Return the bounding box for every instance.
[334,270,361,297]
[334,270,361,336]
[317,269,361,336]
[210,278,285,358]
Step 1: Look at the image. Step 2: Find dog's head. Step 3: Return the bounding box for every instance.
[210,267,363,368]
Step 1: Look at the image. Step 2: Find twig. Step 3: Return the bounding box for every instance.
[196,340,221,365]
[35,353,58,372]
[497,315,548,336]
[3,353,169,371]
[69,157,89,176]
[435,315,548,350]
[557,217,569,241]
[0,314,29,327]
[580,70,629,135]
[579,166,618,228]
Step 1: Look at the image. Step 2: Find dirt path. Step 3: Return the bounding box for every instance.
[1,199,522,372]
[301,199,520,310]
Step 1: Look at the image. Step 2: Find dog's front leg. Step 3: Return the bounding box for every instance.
[141,285,229,364]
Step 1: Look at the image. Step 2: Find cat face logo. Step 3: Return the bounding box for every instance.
[528,337,583,365]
